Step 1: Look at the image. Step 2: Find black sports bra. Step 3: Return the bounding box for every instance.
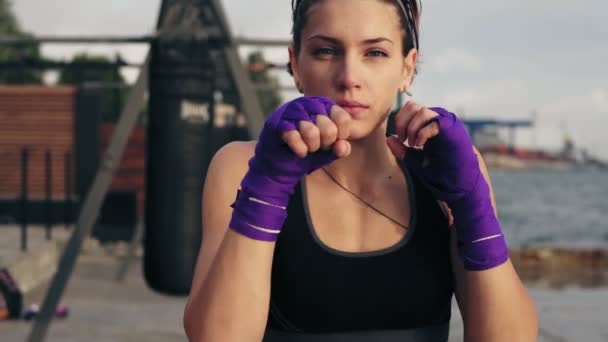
[264,162,454,341]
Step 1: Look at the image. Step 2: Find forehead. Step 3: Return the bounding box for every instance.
[302,0,403,42]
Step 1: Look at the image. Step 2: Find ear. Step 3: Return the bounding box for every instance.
[401,48,418,91]
[288,45,303,93]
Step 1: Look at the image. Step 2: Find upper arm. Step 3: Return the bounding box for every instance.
[185,141,255,308]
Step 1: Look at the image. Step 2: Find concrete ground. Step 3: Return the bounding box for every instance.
[0,227,188,342]
[1,225,607,341]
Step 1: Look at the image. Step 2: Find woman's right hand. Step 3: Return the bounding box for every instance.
[245,96,352,201]
[230,96,352,241]
[280,100,352,160]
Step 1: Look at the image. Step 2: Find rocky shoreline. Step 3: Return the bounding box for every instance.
[510,247,608,288]
[482,152,575,170]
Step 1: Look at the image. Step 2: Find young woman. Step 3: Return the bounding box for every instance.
[183,0,538,341]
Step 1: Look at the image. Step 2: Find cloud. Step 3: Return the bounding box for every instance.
[420,79,528,118]
[422,0,605,18]
[540,88,608,116]
[590,88,608,112]
[441,88,480,110]
[427,48,483,73]
[529,89,608,157]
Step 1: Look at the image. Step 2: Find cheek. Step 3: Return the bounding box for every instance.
[298,56,404,97]
[370,71,402,104]
[297,58,329,88]
[377,64,404,90]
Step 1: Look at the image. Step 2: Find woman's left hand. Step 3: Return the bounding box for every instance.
[386,101,440,159]
[387,102,480,203]
[387,102,509,271]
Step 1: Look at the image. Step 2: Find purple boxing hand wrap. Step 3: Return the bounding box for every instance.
[405,107,509,270]
[229,97,338,242]
[448,171,509,271]
[229,190,288,242]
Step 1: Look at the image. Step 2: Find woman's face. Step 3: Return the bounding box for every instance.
[290,0,417,139]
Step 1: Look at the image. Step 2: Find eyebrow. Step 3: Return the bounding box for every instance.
[306,35,394,45]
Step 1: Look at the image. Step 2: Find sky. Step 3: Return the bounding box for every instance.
[11,0,608,159]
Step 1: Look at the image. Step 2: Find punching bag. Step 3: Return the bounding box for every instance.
[144,35,214,295]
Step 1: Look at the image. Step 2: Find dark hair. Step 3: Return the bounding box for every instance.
[287,0,421,76]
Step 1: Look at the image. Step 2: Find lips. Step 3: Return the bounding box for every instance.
[337,100,369,116]
[337,99,368,108]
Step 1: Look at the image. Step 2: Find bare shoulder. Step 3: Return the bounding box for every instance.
[207,140,256,180]
[202,140,256,232]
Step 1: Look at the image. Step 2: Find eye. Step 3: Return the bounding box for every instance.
[313,47,337,56]
[367,49,388,57]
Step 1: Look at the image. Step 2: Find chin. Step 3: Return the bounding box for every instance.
[351,107,390,134]
[348,119,387,141]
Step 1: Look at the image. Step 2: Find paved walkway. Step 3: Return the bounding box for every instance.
[1,225,607,341]
[0,248,187,341]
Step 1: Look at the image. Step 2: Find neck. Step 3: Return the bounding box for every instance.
[322,119,402,194]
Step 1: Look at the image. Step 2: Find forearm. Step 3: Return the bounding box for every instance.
[184,229,275,342]
[453,250,538,342]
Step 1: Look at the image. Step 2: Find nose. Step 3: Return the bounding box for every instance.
[335,54,362,91]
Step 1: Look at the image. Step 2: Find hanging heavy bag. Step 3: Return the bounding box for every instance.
[144,39,214,295]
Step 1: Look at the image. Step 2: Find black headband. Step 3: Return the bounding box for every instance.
[293,0,419,50]
[398,0,420,51]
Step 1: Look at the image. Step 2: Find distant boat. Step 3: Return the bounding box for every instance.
[479,146,577,170]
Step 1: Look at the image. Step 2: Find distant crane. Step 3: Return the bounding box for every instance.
[463,118,533,150]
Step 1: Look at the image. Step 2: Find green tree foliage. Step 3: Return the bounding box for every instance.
[59,53,129,123]
[0,0,43,84]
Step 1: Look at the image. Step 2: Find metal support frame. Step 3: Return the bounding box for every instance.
[45,149,52,240]
[20,147,29,252]
[210,0,267,138]
[234,36,290,47]
[27,54,149,342]
[0,60,143,69]
[0,35,154,45]
[0,35,291,47]
[114,220,144,282]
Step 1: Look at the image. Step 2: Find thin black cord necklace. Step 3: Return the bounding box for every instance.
[320,167,409,230]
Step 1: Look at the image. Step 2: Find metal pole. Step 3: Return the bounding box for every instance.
[21,147,29,252]
[0,35,155,45]
[45,149,52,240]
[64,152,71,230]
[0,34,291,47]
[222,39,266,139]
[234,36,290,47]
[115,220,144,282]
[0,60,143,69]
